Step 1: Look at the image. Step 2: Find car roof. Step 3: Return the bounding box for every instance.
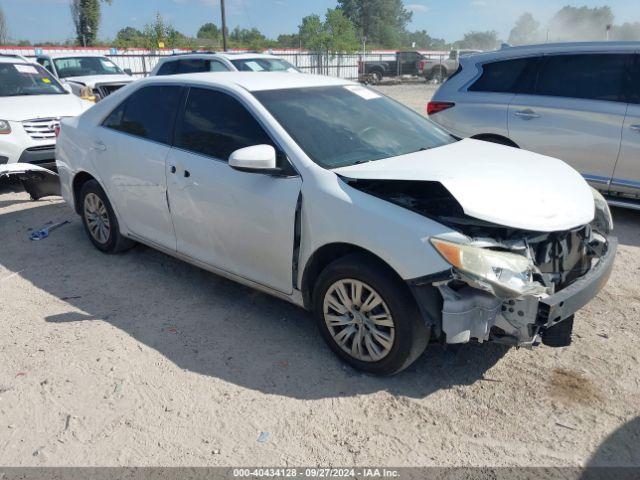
[469,41,640,62]
[161,52,286,61]
[143,71,352,92]
[0,54,30,64]
[38,53,109,59]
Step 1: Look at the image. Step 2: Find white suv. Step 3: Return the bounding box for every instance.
[428,42,640,209]
[149,52,300,76]
[36,54,135,101]
[57,72,615,375]
[0,54,92,170]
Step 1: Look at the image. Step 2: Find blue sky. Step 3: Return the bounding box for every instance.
[2,0,640,44]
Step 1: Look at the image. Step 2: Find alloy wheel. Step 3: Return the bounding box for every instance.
[83,192,111,244]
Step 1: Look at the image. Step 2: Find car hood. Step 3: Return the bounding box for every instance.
[334,138,595,232]
[64,74,133,88]
[0,94,91,121]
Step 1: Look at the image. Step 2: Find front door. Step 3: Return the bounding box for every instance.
[508,53,632,191]
[166,87,301,294]
[95,85,183,249]
[611,55,640,197]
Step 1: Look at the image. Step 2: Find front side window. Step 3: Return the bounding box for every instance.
[470,57,538,94]
[53,57,124,78]
[231,58,299,72]
[175,87,274,160]
[0,62,66,97]
[103,86,183,144]
[535,54,632,102]
[255,85,454,169]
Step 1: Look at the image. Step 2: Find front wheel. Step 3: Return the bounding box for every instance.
[312,254,430,375]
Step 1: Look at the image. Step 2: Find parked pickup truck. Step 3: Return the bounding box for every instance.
[419,49,482,82]
[358,51,426,83]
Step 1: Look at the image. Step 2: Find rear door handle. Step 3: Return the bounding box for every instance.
[514,109,540,119]
[630,124,640,132]
[91,141,107,152]
[169,165,176,174]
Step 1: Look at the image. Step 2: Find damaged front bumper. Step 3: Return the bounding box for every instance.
[410,235,617,348]
[0,163,61,200]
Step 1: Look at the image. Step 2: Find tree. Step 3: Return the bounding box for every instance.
[299,9,358,53]
[70,0,112,46]
[508,13,540,46]
[455,30,500,51]
[547,6,614,42]
[402,30,448,49]
[338,0,412,48]
[197,23,221,41]
[612,22,640,41]
[276,33,300,48]
[143,12,192,50]
[114,26,144,48]
[0,5,8,45]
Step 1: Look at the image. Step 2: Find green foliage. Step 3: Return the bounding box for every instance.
[338,0,411,48]
[299,9,358,53]
[197,23,221,41]
[142,12,193,50]
[70,0,112,46]
[455,30,500,51]
[611,22,640,40]
[508,13,541,46]
[114,26,144,48]
[401,30,448,50]
[229,27,268,50]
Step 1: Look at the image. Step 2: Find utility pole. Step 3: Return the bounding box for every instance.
[221,0,228,52]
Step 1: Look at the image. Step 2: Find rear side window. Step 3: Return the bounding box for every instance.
[103,86,183,144]
[630,55,640,104]
[469,57,537,93]
[175,88,274,161]
[536,54,631,102]
[156,61,177,76]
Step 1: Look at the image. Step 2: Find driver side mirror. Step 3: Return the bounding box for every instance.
[124,68,133,76]
[229,145,279,174]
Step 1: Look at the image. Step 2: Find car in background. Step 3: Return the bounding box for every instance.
[36,53,134,101]
[358,51,426,83]
[428,42,640,209]
[149,52,300,76]
[0,54,92,171]
[56,72,615,375]
[419,49,482,82]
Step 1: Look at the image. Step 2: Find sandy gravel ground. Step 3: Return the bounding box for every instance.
[0,83,639,467]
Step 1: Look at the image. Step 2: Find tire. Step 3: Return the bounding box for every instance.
[312,253,430,375]
[79,179,135,254]
[429,66,447,83]
[371,70,383,84]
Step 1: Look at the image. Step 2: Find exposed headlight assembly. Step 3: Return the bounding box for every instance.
[431,237,547,298]
[0,120,11,134]
[591,187,613,235]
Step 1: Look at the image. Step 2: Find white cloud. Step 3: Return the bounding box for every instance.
[406,4,429,13]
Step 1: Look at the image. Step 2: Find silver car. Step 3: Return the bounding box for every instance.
[428,41,640,209]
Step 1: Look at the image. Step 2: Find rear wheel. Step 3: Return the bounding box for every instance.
[371,70,383,84]
[313,254,430,375]
[80,180,134,254]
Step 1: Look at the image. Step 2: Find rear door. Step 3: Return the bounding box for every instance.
[95,85,183,249]
[611,53,640,197]
[508,53,631,191]
[166,87,301,294]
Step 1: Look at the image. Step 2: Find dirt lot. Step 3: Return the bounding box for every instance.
[0,83,639,467]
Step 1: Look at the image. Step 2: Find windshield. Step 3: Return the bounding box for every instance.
[231,58,299,72]
[0,62,66,97]
[53,57,124,78]
[254,85,454,169]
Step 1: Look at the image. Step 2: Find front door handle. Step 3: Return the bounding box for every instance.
[184,170,191,178]
[514,109,540,119]
[91,141,107,152]
[630,124,640,132]
[169,165,176,174]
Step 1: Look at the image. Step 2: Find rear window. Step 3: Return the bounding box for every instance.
[156,59,230,76]
[535,54,632,103]
[469,57,537,94]
[103,86,183,144]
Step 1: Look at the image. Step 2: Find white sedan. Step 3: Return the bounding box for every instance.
[56,73,616,375]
